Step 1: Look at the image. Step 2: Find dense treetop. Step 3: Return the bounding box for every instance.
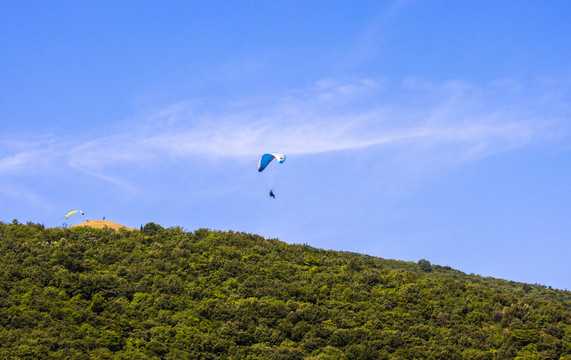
[0,221,569,359]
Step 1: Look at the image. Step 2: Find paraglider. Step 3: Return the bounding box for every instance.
[258,152,286,172]
[258,153,285,198]
[65,210,84,219]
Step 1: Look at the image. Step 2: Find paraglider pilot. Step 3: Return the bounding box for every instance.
[269,189,275,199]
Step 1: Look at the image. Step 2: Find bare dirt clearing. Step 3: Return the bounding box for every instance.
[71,220,133,231]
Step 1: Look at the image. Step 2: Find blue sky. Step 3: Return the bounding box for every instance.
[1,1,570,290]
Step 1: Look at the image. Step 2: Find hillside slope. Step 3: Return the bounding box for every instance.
[0,221,569,359]
[71,220,133,231]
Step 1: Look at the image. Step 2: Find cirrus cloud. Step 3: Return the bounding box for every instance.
[2,76,569,188]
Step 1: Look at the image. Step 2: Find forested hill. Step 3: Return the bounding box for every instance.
[1,222,569,359]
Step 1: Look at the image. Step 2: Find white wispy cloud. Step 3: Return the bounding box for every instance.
[0,136,64,174]
[2,76,569,186]
[89,77,563,158]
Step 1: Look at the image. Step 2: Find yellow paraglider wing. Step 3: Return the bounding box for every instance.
[65,210,84,219]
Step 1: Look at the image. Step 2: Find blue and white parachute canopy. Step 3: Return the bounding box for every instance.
[258,152,286,172]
